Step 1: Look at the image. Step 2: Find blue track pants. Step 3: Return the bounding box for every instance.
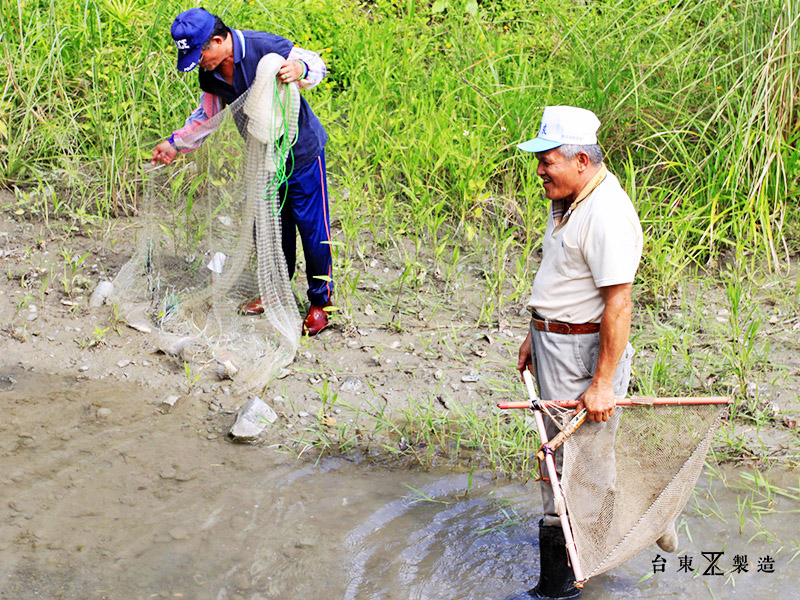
[278,151,333,307]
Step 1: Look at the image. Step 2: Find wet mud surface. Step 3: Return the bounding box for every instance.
[1,202,799,599]
[1,371,797,599]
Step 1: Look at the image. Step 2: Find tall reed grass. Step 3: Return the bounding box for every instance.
[1,0,797,292]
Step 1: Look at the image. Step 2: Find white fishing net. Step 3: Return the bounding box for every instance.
[111,54,301,391]
[546,402,725,581]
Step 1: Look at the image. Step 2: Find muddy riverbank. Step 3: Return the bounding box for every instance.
[1,198,799,599]
[1,371,797,599]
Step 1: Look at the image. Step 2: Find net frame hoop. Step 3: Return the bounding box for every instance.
[497,396,730,410]
[509,381,729,586]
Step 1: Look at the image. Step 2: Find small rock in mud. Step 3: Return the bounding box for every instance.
[159,467,193,482]
[168,527,189,541]
[214,353,238,380]
[0,375,16,391]
[160,467,178,480]
[117,359,131,368]
[89,280,114,308]
[233,573,252,591]
[340,376,363,393]
[96,407,112,420]
[461,374,480,383]
[159,395,181,414]
[217,396,239,413]
[77,365,89,373]
[229,396,278,442]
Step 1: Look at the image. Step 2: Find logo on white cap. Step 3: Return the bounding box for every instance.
[517,106,601,153]
[539,106,600,145]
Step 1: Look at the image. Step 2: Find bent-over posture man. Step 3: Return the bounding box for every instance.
[503,106,659,600]
[152,8,333,335]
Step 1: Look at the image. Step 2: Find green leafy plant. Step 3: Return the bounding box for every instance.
[59,249,91,298]
[183,361,202,394]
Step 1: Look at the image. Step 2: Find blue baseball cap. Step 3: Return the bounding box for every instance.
[171,8,215,72]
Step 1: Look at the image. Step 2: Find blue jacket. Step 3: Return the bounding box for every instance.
[198,28,327,168]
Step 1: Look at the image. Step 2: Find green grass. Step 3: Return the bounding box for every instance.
[288,389,541,478]
[3,1,798,271]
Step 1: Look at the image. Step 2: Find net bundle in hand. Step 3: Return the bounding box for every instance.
[112,54,301,390]
[548,401,725,580]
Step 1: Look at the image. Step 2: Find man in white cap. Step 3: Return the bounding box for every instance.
[504,106,646,600]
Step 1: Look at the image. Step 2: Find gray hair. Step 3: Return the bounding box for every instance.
[558,143,604,165]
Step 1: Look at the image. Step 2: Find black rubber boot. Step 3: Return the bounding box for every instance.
[501,520,582,600]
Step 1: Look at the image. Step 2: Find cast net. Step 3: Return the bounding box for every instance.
[546,401,725,581]
[111,54,302,391]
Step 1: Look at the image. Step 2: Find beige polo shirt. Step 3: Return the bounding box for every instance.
[527,170,643,323]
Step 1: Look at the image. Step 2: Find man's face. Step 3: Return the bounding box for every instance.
[199,35,227,70]
[534,148,581,201]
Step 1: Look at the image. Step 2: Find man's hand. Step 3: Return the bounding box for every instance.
[151,140,178,166]
[277,59,306,84]
[576,380,615,423]
[517,330,533,380]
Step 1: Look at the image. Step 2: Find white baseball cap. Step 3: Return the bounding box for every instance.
[517,106,601,153]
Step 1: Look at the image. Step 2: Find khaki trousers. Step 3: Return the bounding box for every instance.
[528,321,633,527]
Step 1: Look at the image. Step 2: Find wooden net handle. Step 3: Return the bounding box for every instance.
[498,396,730,410]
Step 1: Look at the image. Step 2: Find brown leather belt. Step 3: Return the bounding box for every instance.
[531,317,600,335]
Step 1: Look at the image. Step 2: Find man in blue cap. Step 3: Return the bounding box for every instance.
[152,8,333,336]
[504,106,646,600]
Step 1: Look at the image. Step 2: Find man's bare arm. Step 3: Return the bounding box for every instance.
[576,282,632,423]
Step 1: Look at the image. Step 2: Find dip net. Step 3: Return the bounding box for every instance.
[545,401,725,581]
[111,54,302,391]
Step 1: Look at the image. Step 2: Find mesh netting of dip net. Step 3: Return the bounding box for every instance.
[556,401,725,581]
[501,381,727,584]
[111,54,302,390]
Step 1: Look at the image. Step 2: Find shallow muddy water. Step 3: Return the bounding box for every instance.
[0,374,797,600]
